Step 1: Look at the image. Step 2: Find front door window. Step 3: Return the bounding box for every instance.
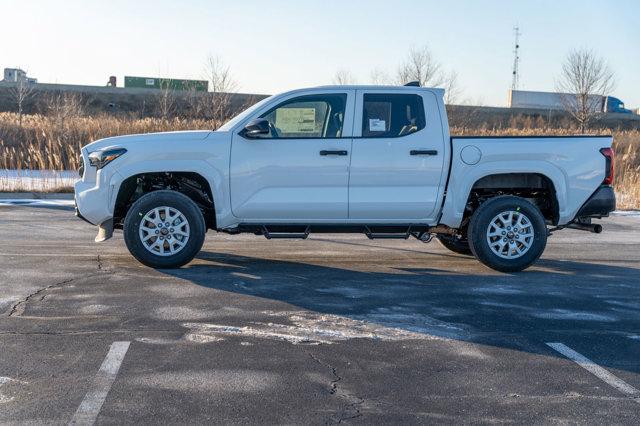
[258,94,347,139]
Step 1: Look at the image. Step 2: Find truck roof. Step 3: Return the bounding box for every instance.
[313,84,445,98]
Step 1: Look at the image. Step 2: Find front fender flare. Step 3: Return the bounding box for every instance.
[108,160,229,224]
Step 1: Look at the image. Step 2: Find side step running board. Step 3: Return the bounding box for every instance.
[364,225,412,240]
[261,225,310,240]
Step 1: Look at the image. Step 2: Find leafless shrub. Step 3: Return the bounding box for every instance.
[556,48,615,132]
[155,79,176,119]
[42,91,85,120]
[369,68,392,85]
[184,84,206,119]
[443,70,462,105]
[397,46,443,87]
[9,79,35,126]
[332,69,356,85]
[202,54,237,126]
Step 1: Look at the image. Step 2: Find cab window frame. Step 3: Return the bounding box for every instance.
[253,93,348,140]
[361,93,426,139]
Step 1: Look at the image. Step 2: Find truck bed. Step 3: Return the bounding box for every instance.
[439,135,612,228]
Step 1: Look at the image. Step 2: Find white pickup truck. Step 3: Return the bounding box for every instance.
[75,84,616,272]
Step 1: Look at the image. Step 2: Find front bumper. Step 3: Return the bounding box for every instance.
[74,202,93,225]
[575,185,616,218]
[74,182,116,242]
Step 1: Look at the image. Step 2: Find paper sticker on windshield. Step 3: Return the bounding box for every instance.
[276,108,317,134]
[369,118,386,132]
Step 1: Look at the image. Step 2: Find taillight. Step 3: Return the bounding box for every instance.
[599,147,614,185]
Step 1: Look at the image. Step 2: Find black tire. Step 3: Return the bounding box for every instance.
[436,234,473,256]
[468,195,547,272]
[123,190,206,268]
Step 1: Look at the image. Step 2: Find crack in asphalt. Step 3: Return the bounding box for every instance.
[7,278,76,317]
[305,350,364,424]
[6,256,107,318]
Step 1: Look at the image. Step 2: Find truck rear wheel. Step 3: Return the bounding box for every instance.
[123,190,205,268]
[468,196,547,272]
[436,234,473,256]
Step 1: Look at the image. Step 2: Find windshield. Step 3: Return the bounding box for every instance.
[217,95,275,131]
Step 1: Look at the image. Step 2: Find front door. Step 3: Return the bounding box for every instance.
[348,89,446,221]
[230,90,355,220]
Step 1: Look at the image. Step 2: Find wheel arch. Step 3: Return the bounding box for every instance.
[111,170,217,230]
[440,166,566,228]
[466,172,560,224]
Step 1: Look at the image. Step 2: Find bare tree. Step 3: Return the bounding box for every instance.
[10,78,35,126]
[397,46,443,87]
[332,68,356,85]
[556,48,615,132]
[202,54,237,126]
[369,67,392,85]
[155,78,176,119]
[443,70,462,105]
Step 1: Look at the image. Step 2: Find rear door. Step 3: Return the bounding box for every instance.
[230,90,355,220]
[348,89,446,220]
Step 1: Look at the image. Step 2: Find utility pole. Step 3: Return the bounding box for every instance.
[511,26,521,90]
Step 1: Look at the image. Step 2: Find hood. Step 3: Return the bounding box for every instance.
[82,130,215,153]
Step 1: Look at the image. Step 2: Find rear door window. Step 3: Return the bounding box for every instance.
[362,93,426,138]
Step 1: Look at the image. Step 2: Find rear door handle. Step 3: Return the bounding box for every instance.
[410,149,438,156]
[320,150,348,156]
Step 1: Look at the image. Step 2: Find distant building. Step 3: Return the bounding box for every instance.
[3,68,37,84]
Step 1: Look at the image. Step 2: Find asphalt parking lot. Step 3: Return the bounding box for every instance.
[1,204,639,424]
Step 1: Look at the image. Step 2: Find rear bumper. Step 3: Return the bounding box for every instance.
[575,185,616,218]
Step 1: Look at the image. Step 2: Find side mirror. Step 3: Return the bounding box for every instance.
[243,118,270,138]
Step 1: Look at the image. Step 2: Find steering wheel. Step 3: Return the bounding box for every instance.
[268,122,280,138]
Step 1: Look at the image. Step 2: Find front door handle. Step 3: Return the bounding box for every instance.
[410,149,438,156]
[320,150,348,156]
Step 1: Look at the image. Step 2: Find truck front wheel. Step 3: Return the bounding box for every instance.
[123,190,205,268]
[468,196,547,272]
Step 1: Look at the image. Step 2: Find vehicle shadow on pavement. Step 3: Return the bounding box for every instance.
[159,250,640,370]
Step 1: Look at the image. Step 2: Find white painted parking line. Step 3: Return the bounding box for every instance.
[69,341,131,425]
[546,342,640,402]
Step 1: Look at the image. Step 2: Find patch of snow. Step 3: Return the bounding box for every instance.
[471,285,524,295]
[0,169,76,191]
[0,376,26,404]
[531,309,617,322]
[612,210,640,218]
[182,309,446,345]
[0,199,75,207]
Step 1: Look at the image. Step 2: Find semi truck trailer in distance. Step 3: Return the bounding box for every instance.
[508,90,632,114]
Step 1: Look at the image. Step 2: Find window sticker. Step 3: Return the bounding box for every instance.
[276,108,317,133]
[369,118,386,132]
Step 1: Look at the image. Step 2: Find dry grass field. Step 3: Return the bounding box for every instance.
[0,111,638,209]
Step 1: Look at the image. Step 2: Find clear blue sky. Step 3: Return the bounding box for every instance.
[2,0,638,107]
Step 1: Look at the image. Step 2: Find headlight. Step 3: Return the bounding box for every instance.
[88,147,127,169]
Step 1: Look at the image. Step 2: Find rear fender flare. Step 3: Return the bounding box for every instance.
[440,161,567,228]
